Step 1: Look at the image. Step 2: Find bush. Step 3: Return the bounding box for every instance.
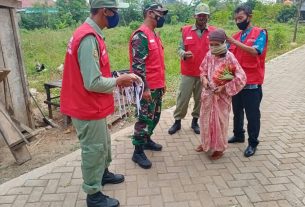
[277,5,297,23]
[270,26,287,49]
[129,21,141,31]
[171,15,179,25]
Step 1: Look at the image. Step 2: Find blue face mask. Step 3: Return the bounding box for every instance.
[106,11,119,29]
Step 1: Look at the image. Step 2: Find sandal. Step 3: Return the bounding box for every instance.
[195,145,204,152]
[210,151,224,160]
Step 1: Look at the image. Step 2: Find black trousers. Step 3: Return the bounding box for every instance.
[232,86,263,147]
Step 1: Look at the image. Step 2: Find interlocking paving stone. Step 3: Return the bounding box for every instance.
[1,45,305,206]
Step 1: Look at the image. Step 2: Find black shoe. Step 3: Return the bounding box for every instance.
[132,151,152,169]
[244,145,257,157]
[143,139,162,151]
[168,120,181,135]
[87,191,119,207]
[101,168,124,186]
[191,118,200,134]
[228,136,245,143]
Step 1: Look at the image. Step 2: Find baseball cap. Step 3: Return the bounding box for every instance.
[144,2,168,15]
[90,0,129,9]
[194,3,210,15]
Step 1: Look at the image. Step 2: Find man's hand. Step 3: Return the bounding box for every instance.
[142,90,151,101]
[183,51,193,60]
[116,74,138,87]
[226,36,235,44]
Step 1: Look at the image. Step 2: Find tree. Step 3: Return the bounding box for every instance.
[56,0,88,25]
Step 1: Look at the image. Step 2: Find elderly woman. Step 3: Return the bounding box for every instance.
[196,29,246,160]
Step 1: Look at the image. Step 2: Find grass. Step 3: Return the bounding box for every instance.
[20,22,305,109]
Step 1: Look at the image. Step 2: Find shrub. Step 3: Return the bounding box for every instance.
[277,5,297,23]
[129,21,141,30]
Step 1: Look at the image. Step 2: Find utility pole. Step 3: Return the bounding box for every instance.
[292,0,303,42]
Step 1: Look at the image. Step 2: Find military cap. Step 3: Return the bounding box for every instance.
[143,2,168,15]
[90,0,129,9]
[195,3,210,15]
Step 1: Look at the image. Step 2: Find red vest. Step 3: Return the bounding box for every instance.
[181,25,216,77]
[230,27,268,84]
[60,23,114,120]
[129,24,165,89]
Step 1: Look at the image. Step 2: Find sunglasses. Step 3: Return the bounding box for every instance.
[107,8,118,14]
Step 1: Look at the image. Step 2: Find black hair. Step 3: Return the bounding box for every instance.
[234,4,252,16]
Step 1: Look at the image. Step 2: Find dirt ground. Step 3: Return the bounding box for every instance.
[0,105,135,185]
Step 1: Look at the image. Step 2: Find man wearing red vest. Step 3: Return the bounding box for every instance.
[227,4,268,157]
[129,3,168,169]
[60,0,137,206]
[168,3,216,135]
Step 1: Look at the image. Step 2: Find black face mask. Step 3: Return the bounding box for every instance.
[152,11,165,28]
[156,16,165,28]
[236,18,250,31]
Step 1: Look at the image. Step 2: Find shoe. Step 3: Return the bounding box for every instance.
[87,191,119,207]
[101,168,124,186]
[195,145,203,152]
[168,120,181,135]
[191,118,200,134]
[132,151,152,169]
[143,139,162,151]
[210,151,224,160]
[228,136,245,143]
[244,145,257,157]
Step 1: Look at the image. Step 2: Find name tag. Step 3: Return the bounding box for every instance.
[149,39,155,43]
[186,36,193,40]
[247,38,255,43]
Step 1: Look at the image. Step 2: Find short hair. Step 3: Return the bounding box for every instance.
[234,4,252,16]
[90,8,100,15]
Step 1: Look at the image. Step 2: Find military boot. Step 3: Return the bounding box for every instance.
[191,118,200,134]
[132,145,152,169]
[86,191,119,207]
[101,168,124,186]
[168,120,181,135]
[143,138,162,151]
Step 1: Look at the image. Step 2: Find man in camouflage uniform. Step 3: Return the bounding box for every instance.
[129,3,168,169]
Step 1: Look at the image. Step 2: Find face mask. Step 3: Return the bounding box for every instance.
[153,12,165,28]
[236,18,250,31]
[156,16,165,28]
[210,42,227,56]
[106,11,119,29]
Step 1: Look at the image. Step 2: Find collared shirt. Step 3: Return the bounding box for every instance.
[130,31,149,90]
[177,24,208,58]
[77,17,116,94]
[228,27,267,90]
[240,27,267,55]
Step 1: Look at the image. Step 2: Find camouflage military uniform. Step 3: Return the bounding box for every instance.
[131,31,164,146]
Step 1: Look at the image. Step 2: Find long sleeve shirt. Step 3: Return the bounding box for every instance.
[177,24,208,59]
[130,31,149,90]
[77,17,116,94]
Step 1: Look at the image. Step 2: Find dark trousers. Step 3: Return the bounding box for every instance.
[232,86,263,147]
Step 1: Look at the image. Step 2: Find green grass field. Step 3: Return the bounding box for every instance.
[20,23,305,108]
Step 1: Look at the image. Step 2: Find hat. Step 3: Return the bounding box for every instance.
[194,3,210,15]
[209,29,227,42]
[90,0,129,9]
[144,2,168,15]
